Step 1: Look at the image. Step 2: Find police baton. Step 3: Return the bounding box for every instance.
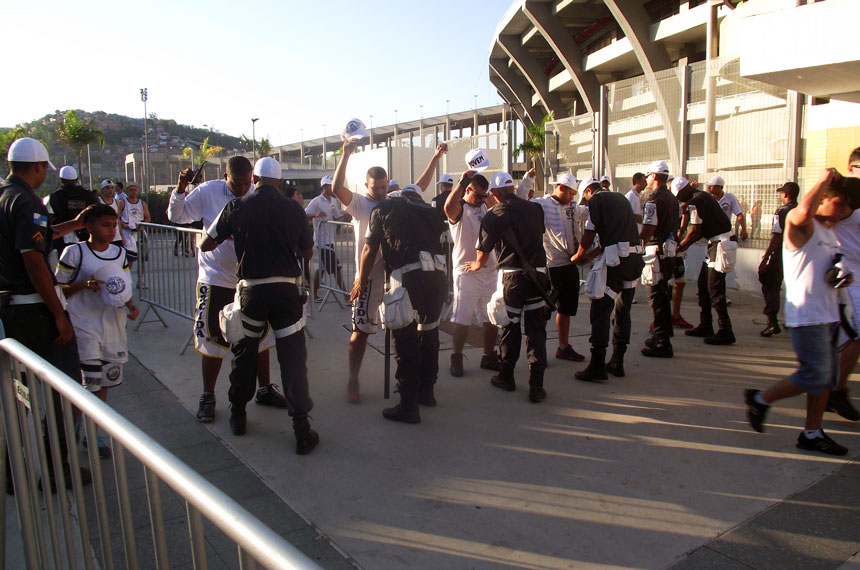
[383,266,391,399]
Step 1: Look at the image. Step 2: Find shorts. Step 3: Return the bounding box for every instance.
[838,286,860,348]
[788,322,839,396]
[548,264,580,316]
[81,360,124,392]
[352,263,384,334]
[451,269,496,326]
[194,282,274,358]
[318,245,342,275]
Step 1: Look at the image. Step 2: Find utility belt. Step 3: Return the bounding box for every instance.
[0,285,67,309]
[641,239,678,286]
[382,251,445,331]
[585,242,643,300]
[706,231,738,273]
[389,251,446,285]
[238,276,301,288]
[221,276,306,343]
[499,266,547,275]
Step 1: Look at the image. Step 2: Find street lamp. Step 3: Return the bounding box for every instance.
[300,128,304,166]
[322,124,327,169]
[369,115,374,147]
[251,118,259,161]
[140,88,148,197]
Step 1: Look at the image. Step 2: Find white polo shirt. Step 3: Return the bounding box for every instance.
[305,193,345,247]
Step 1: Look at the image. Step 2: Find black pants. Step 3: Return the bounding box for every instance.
[499,271,549,384]
[646,257,674,344]
[590,266,636,350]
[392,270,446,404]
[759,254,783,316]
[229,282,312,416]
[697,242,731,329]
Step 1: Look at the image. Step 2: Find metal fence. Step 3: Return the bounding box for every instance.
[315,221,355,312]
[0,338,322,570]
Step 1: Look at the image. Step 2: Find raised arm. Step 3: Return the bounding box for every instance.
[332,140,357,207]
[415,143,448,191]
[784,169,837,251]
[444,170,475,223]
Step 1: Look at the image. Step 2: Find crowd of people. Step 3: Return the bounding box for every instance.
[2,134,859,470]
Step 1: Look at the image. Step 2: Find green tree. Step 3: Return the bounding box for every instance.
[258,137,272,158]
[0,126,28,159]
[181,137,224,179]
[514,111,554,195]
[56,110,104,179]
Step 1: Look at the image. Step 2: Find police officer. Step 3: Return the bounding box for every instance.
[676,178,736,345]
[352,184,447,423]
[468,172,549,403]
[572,178,644,381]
[758,182,799,337]
[640,161,680,358]
[48,165,97,254]
[201,158,318,455]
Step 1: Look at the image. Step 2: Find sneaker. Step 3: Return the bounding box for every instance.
[346,381,361,404]
[528,387,546,403]
[450,353,464,377]
[555,345,585,362]
[296,430,320,455]
[673,316,694,329]
[744,389,769,433]
[82,435,112,459]
[196,392,216,422]
[796,431,848,456]
[382,404,421,424]
[255,384,288,408]
[229,404,247,436]
[826,389,860,421]
[685,324,714,338]
[480,352,502,371]
[490,375,516,392]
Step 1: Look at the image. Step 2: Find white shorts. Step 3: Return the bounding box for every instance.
[81,360,124,392]
[451,269,496,326]
[351,263,385,334]
[838,286,860,348]
[194,282,275,358]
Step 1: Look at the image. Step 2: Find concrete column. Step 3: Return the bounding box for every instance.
[704,0,720,176]
[786,90,803,182]
[679,58,691,177]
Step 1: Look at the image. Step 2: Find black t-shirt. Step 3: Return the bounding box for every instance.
[431,189,452,222]
[686,190,732,239]
[642,186,680,245]
[0,175,56,295]
[477,193,546,269]
[49,183,98,249]
[210,185,313,280]
[774,200,798,234]
[366,193,445,272]
[585,191,640,247]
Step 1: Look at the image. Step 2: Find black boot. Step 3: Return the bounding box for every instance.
[606,345,627,377]
[760,314,781,337]
[528,366,546,403]
[641,337,673,358]
[575,348,608,382]
[490,367,516,392]
[419,380,437,407]
[229,403,247,436]
[293,415,319,455]
[383,382,421,424]
[705,320,736,345]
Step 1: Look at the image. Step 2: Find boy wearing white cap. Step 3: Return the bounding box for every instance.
[119,182,151,268]
[707,175,748,240]
[305,175,350,297]
[97,179,125,248]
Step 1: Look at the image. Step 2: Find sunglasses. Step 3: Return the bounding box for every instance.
[850,164,860,170]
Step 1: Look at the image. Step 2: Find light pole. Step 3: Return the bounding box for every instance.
[300,128,304,166]
[251,118,259,161]
[322,124,327,169]
[140,88,148,197]
[419,105,424,146]
[369,115,374,147]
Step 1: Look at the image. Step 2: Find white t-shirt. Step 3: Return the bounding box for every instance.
[626,189,643,234]
[834,208,860,277]
[784,220,840,327]
[449,202,496,273]
[717,192,743,220]
[167,180,251,289]
[98,196,123,239]
[344,192,383,278]
[532,196,584,267]
[305,193,345,247]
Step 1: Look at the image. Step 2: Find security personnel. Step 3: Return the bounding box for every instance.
[640,162,680,358]
[572,178,644,381]
[676,179,736,345]
[48,165,97,254]
[468,172,549,403]
[758,182,799,337]
[201,157,318,455]
[352,184,447,423]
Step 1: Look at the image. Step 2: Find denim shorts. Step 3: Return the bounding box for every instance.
[788,322,839,395]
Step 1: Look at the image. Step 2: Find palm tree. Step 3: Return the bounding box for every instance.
[56,111,104,180]
[258,137,272,158]
[181,137,224,180]
[514,111,554,195]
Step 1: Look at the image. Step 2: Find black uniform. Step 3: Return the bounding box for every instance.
[431,189,454,296]
[642,186,680,351]
[48,182,97,252]
[209,184,314,429]
[477,193,549,394]
[759,200,797,317]
[366,192,447,418]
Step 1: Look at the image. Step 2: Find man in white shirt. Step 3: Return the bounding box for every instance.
[305,175,350,298]
[333,139,447,403]
[707,176,748,240]
[626,172,646,233]
[167,156,284,423]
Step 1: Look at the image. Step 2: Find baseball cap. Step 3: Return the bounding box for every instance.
[401,184,421,194]
[490,172,514,190]
[599,175,610,183]
[437,173,454,186]
[253,157,281,178]
[126,181,139,189]
[578,177,599,194]
[341,118,368,142]
[707,175,725,187]
[776,181,799,199]
[386,190,402,198]
[646,161,669,176]
[59,165,78,180]
[670,176,690,196]
[320,175,334,187]
[465,148,490,172]
[388,179,401,189]
[549,173,579,189]
[100,179,114,189]
[7,138,56,169]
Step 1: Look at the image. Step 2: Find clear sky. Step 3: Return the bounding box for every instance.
[4,0,511,145]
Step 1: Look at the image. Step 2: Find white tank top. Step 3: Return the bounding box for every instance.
[834,208,860,276]
[783,219,840,327]
[121,198,145,227]
[450,202,496,273]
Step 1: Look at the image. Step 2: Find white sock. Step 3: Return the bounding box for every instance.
[803,429,823,439]
[754,392,769,406]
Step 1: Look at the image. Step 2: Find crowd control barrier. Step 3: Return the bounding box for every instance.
[314,221,355,312]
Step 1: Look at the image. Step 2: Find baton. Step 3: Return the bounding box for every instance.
[383,266,391,399]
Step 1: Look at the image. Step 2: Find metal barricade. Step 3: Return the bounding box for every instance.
[315,221,355,312]
[135,223,203,354]
[0,338,322,570]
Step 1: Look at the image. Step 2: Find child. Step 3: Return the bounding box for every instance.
[56,204,139,458]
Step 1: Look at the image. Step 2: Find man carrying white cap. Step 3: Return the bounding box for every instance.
[49,165,98,255]
[305,175,350,298]
[201,157,318,454]
[532,172,588,363]
[706,175,748,241]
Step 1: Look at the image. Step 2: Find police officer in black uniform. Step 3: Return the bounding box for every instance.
[572,178,644,381]
[469,172,549,403]
[640,161,680,358]
[676,179,736,345]
[202,157,318,455]
[758,182,799,337]
[353,184,447,424]
[49,166,98,254]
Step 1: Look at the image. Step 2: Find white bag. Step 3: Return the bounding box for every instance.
[640,245,661,286]
[486,272,511,327]
[715,238,738,273]
[382,280,416,330]
[219,289,245,343]
[584,256,607,300]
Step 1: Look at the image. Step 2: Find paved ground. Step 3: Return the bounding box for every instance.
[116,287,860,570]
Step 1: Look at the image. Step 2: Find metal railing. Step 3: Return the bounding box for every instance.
[315,221,355,312]
[0,338,322,570]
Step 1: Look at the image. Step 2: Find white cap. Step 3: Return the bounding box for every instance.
[550,173,579,189]
[341,118,368,142]
[646,160,670,175]
[401,184,421,194]
[388,179,401,189]
[253,157,281,178]
[490,172,514,190]
[58,166,78,180]
[464,148,490,172]
[7,138,55,169]
[670,176,689,196]
[320,175,333,186]
[386,190,402,198]
[707,175,725,187]
[599,175,610,183]
[437,173,454,186]
[100,179,114,189]
[578,177,599,194]
[126,181,139,189]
